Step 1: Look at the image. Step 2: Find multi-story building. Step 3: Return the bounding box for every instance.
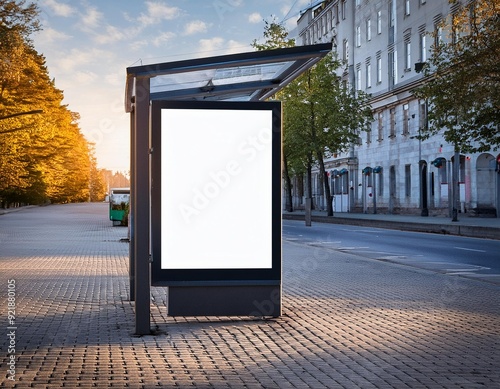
[289,0,499,217]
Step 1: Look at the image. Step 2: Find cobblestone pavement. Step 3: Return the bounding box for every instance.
[1,203,499,388]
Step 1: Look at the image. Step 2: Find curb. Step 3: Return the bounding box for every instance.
[0,205,37,216]
[283,213,500,240]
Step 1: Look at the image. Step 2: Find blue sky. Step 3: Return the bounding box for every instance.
[33,0,311,173]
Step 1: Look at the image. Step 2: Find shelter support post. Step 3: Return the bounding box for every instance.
[133,76,151,335]
[129,106,135,301]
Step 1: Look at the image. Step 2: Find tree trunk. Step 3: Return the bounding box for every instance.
[283,154,293,212]
[306,158,314,210]
[316,152,333,216]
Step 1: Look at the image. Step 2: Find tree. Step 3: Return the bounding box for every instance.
[252,19,297,211]
[0,0,39,38]
[413,0,500,153]
[89,145,107,202]
[253,20,372,216]
[0,1,96,206]
[283,55,372,216]
[251,18,295,51]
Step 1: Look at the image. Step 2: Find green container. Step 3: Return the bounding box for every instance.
[109,188,130,226]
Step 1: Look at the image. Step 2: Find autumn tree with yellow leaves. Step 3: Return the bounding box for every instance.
[0,0,106,206]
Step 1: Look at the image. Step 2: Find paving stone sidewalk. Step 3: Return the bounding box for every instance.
[0,203,499,388]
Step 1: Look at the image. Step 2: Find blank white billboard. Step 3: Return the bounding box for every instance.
[160,108,273,270]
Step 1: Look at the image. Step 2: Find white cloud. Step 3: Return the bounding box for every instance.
[129,40,149,51]
[227,0,244,6]
[184,20,208,35]
[81,6,103,29]
[42,0,75,17]
[198,38,248,56]
[138,2,181,26]
[248,12,262,24]
[94,25,125,45]
[105,72,124,88]
[198,37,224,54]
[57,48,109,73]
[152,31,176,47]
[36,27,72,44]
[225,39,250,54]
[73,70,98,84]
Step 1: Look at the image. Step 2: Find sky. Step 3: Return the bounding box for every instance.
[32,0,312,173]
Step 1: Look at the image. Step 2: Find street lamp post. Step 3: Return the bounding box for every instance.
[452,148,460,222]
[373,166,382,214]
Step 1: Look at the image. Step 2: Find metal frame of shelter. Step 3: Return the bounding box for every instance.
[125,43,332,335]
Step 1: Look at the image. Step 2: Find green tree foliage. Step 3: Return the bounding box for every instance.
[0,0,97,206]
[89,146,107,202]
[283,56,372,215]
[413,0,500,152]
[252,20,297,211]
[253,20,372,215]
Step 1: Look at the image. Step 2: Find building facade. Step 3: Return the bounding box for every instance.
[289,0,499,217]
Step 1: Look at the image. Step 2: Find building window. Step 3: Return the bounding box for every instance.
[390,108,396,137]
[393,50,398,83]
[356,65,362,90]
[405,41,411,70]
[377,170,384,196]
[419,99,427,131]
[377,56,382,83]
[405,0,410,16]
[366,19,372,41]
[366,62,372,88]
[389,50,397,86]
[378,112,383,141]
[405,164,411,197]
[435,24,443,46]
[356,26,361,47]
[356,0,361,6]
[389,1,395,27]
[343,39,349,61]
[341,0,346,20]
[377,10,382,34]
[439,160,448,183]
[420,32,427,62]
[403,103,409,135]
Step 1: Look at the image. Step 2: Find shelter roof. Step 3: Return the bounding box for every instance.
[125,43,332,112]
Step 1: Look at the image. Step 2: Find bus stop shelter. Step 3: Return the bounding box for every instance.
[125,43,332,335]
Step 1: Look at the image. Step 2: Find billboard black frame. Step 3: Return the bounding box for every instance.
[150,99,282,287]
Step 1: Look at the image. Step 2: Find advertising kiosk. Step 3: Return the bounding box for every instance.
[125,43,331,334]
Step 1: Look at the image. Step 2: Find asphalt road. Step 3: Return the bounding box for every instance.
[283,219,500,285]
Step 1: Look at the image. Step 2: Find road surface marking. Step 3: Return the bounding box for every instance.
[454,247,486,253]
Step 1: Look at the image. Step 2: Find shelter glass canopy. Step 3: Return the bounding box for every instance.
[125,43,332,110]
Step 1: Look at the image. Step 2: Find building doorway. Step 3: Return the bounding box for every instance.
[389,165,396,213]
[476,153,496,216]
